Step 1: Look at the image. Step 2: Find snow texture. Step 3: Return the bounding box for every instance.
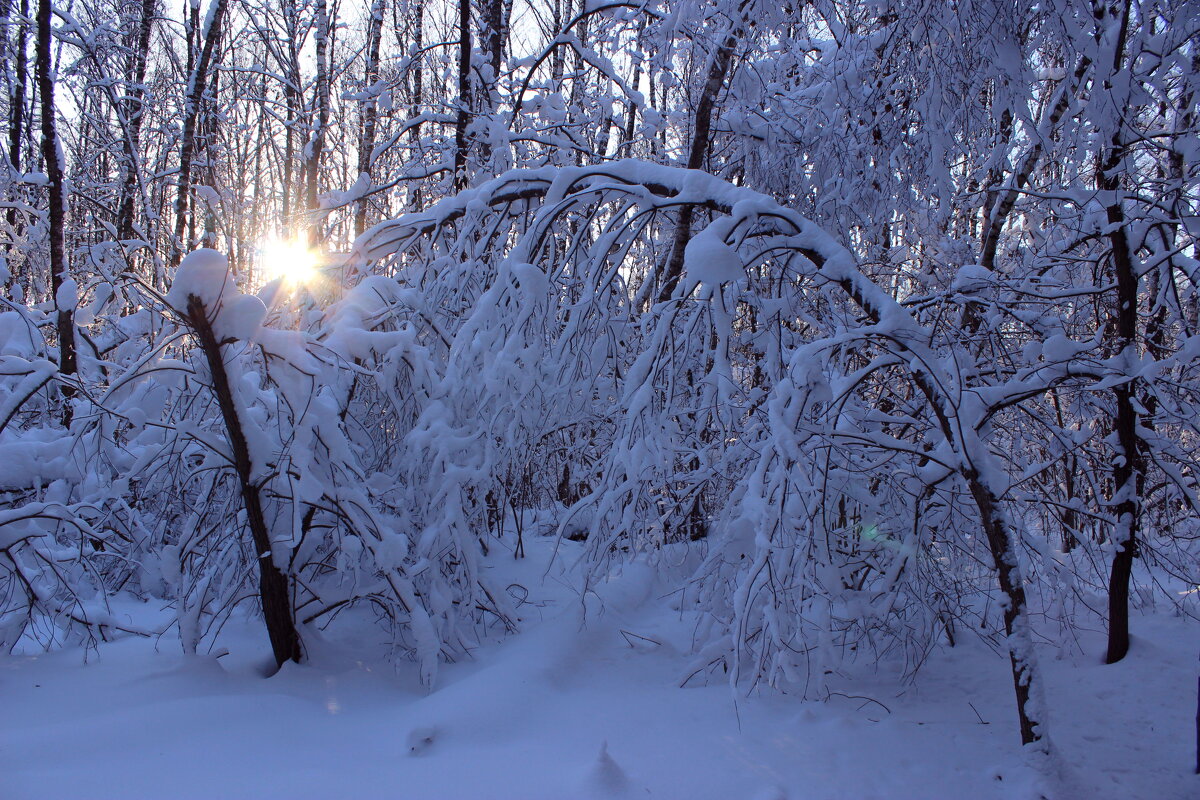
[166,248,235,312]
[1,537,1194,800]
[684,226,743,297]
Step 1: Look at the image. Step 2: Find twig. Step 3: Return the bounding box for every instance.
[968,701,990,724]
[619,629,661,648]
[827,691,891,715]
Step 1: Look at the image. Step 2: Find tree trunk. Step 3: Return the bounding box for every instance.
[964,474,1044,746]
[305,0,330,247]
[7,0,28,171]
[1101,201,1140,665]
[36,0,76,424]
[479,0,505,89]
[452,0,471,188]
[204,65,221,248]
[353,0,384,238]
[184,293,302,669]
[6,0,29,246]
[171,0,227,270]
[621,15,647,150]
[475,0,508,173]
[1094,0,1140,666]
[404,0,423,209]
[282,81,298,225]
[655,23,740,304]
[829,269,1049,751]
[116,0,157,247]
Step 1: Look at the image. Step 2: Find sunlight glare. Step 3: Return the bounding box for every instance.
[259,237,319,286]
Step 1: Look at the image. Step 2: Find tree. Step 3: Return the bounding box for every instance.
[171,0,227,270]
[2,0,1198,766]
[170,250,302,668]
[36,0,76,422]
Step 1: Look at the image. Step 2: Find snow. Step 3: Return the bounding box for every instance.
[165,248,234,312]
[684,227,743,297]
[54,279,78,313]
[0,430,73,489]
[1,536,1195,800]
[164,249,266,341]
[1,3,1196,797]
[215,293,267,341]
[952,263,995,293]
[584,742,631,797]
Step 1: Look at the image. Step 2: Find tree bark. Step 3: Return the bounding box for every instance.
[184,293,302,669]
[171,0,227,270]
[353,0,384,238]
[1101,193,1140,665]
[36,0,76,424]
[655,22,740,304]
[116,0,157,246]
[452,0,471,188]
[305,0,330,247]
[621,14,647,150]
[474,0,508,173]
[479,0,505,88]
[1093,0,1140,666]
[6,0,28,247]
[7,0,27,172]
[827,267,1049,750]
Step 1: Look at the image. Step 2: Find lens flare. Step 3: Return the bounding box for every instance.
[258,237,319,286]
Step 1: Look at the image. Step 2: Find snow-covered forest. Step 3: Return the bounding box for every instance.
[1,0,1198,796]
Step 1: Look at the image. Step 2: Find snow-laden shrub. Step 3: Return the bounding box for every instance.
[352,161,995,693]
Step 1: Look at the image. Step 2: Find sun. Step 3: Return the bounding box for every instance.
[258,237,319,286]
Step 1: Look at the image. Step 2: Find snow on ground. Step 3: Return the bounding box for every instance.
[2,536,1196,800]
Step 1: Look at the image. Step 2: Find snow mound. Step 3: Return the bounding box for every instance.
[951,263,995,293]
[217,294,267,342]
[582,741,632,797]
[55,278,78,312]
[165,249,265,341]
[166,248,235,312]
[684,228,743,297]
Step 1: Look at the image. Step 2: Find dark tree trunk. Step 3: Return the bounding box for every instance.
[353,0,384,238]
[184,293,302,669]
[116,0,157,246]
[6,0,28,246]
[621,15,647,149]
[829,268,1048,750]
[1096,0,1140,667]
[7,0,27,166]
[282,81,298,224]
[479,0,505,88]
[199,64,220,249]
[656,23,739,304]
[475,0,508,172]
[1102,196,1140,666]
[305,0,330,247]
[964,475,1042,745]
[452,0,470,188]
[171,0,227,269]
[36,0,76,424]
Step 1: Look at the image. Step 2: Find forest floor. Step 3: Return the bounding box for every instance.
[2,536,1196,800]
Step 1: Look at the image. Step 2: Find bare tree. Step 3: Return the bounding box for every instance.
[36,0,75,422]
[353,0,385,238]
[170,0,228,271]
